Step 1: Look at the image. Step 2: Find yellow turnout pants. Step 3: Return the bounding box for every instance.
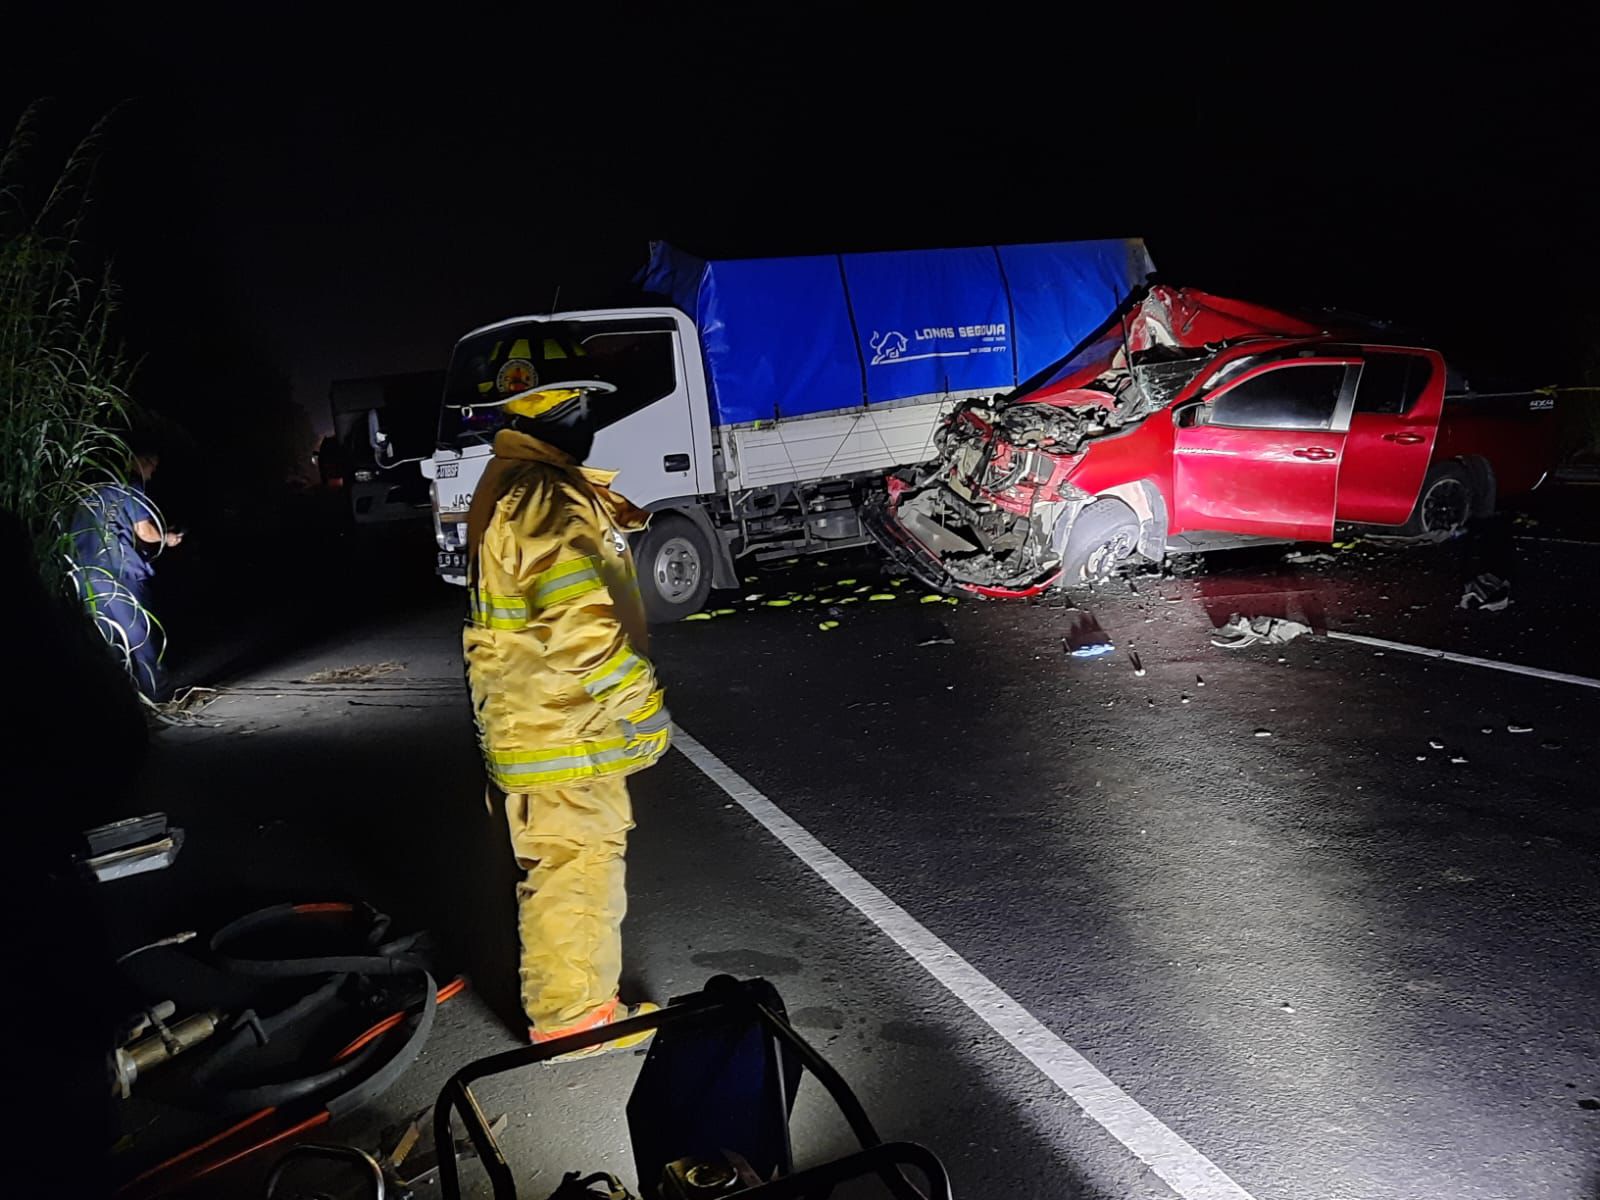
[503,778,634,1034]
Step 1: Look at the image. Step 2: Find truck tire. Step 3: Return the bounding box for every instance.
[1401,463,1474,539]
[1059,500,1141,586]
[637,513,713,623]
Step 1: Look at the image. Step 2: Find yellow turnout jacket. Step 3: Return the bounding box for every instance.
[463,430,670,791]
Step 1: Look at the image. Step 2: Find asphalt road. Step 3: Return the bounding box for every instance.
[108,513,1599,1199]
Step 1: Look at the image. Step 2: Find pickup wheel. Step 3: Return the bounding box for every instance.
[1401,463,1473,539]
[637,513,712,623]
[1060,500,1141,586]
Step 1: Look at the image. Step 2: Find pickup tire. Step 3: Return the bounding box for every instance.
[637,513,712,622]
[1400,463,1474,539]
[1060,499,1141,586]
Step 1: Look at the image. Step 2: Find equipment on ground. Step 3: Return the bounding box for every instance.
[266,975,953,1200]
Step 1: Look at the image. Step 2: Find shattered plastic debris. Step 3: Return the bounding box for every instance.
[1211,614,1312,649]
[1284,550,1337,565]
[683,612,714,621]
[818,620,840,631]
[1428,740,1445,750]
[1064,610,1115,659]
[744,594,764,602]
[763,599,793,608]
[918,627,956,646]
[1507,724,1533,734]
[1254,729,1273,738]
[868,593,896,602]
[1459,572,1511,612]
[920,594,944,604]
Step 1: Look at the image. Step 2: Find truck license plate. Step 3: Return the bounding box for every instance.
[437,549,467,574]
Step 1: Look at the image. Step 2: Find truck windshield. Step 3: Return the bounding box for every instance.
[438,317,678,448]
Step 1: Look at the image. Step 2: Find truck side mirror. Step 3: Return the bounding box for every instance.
[367,408,392,463]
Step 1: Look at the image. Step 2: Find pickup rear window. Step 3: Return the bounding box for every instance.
[1208,363,1345,431]
[1354,352,1431,415]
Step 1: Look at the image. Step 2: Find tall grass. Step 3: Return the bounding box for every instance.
[0,102,137,599]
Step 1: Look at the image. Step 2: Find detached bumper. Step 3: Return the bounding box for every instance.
[862,495,1060,600]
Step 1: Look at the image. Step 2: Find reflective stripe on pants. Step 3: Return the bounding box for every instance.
[503,778,634,1032]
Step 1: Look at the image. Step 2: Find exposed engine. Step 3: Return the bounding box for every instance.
[874,351,1211,593]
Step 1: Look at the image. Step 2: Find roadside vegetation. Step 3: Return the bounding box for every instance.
[1,104,139,591]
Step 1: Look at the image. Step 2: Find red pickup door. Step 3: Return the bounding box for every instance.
[871,288,1558,596]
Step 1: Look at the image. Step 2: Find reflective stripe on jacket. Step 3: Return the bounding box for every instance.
[463,430,669,791]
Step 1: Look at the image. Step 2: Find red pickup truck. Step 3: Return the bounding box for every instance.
[872,286,1558,596]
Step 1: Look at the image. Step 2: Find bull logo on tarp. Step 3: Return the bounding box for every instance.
[869,330,908,365]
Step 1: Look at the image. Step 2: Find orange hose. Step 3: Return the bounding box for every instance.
[172,1110,331,1191]
[120,1108,278,1189]
[118,975,469,1196]
[334,977,467,1062]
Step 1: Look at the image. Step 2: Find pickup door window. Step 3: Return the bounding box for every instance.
[1173,360,1357,541]
[1336,350,1443,525]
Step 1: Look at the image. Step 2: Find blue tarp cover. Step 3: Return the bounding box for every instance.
[640,239,1154,426]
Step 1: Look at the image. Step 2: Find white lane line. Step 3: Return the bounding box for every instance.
[1326,630,1600,690]
[671,724,1258,1200]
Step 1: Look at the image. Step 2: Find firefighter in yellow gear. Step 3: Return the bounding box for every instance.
[462,354,669,1049]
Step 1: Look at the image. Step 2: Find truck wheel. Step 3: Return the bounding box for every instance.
[638,514,712,622]
[1402,463,1473,539]
[1060,500,1141,585]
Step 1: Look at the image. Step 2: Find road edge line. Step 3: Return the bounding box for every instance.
[671,724,1258,1200]
[1326,631,1600,690]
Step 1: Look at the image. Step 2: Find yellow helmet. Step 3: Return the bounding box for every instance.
[503,387,583,420]
[482,333,588,420]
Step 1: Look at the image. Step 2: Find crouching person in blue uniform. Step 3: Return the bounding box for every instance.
[70,437,183,701]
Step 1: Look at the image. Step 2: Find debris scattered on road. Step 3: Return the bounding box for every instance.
[301,661,405,684]
[1254,729,1272,738]
[1284,550,1337,565]
[1507,724,1533,734]
[818,620,840,631]
[918,629,956,646]
[1459,572,1512,612]
[1429,740,1445,750]
[1481,726,1494,734]
[920,594,944,604]
[684,612,713,621]
[1196,675,1205,687]
[1541,739,1563,750]
[868,593,896,601]
[1063,610,1114,658]
[1211,614,1313,649]
[1129,650,1145,676]
[1451,756,1469,764]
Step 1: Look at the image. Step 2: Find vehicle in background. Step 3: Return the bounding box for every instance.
[323,371,444,525]
[870,286,1560,596]
[406,239,1156,620]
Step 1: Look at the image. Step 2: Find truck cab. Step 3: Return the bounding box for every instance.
[424,308,714,587]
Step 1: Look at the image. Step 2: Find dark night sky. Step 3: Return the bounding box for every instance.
[8,9,1598,469]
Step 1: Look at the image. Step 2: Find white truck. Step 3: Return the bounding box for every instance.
[408,240,1154,620]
